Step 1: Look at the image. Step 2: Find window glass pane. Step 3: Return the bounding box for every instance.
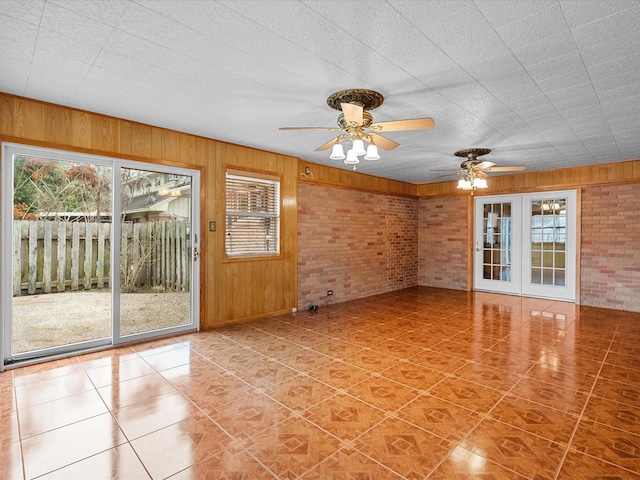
[531,267,542,284]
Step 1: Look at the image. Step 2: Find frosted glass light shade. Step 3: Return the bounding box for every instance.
[473,178,488,189]
[352,139,366,156]
[364,144,380,160]
[457,178,472,190]
[330,143,346,160]
[344,148,359,165]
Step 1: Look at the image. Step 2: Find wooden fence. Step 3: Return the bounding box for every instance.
[13,220,190,296]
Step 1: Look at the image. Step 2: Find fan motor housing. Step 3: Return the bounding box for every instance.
[327,89,384,111]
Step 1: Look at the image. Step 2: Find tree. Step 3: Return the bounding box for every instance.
[13,155,111,221]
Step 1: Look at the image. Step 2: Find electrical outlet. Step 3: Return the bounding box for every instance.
[209,221,216,232]
[327,290,333,296]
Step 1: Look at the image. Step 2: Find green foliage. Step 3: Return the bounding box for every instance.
[12,155,111,221]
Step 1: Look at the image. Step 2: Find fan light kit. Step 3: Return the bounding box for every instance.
[280,89,434,170]
[454,148,525,193]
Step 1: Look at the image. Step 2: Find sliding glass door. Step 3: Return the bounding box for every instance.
[1,144,200,368]
[118,167,195,339]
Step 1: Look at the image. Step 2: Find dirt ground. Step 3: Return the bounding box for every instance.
[11,290,190,354]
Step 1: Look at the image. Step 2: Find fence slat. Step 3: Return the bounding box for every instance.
[43,222,53,293]
[175,221,182,291]
[84,222,93,290]
[71,223,80,291]
[121,222,130,291]
[57,222,67,292]
[97,223,106,288]
[13,221,22,296]
[28,221,38,294]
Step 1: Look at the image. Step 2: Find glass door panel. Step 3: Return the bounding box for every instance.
[481,202,513,281]
[474,196,521,295]
[523,192,575,301]
[118,167,194,338]
[4,147,113,362]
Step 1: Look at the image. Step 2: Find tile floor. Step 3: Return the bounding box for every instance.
[2,287,640,479]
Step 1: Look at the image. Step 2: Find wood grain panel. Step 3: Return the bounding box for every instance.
[131,123,152,158]
[299,160,418,197]
[71,111,91,148]
[118,120,132,155]
[179,133,196,163]
[151,126,163,159]
[0,92,299,330]
[20,99,45,141]
[44,104,71,145]
[91,115,117,153]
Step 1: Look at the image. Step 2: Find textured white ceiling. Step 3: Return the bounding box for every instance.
[1,0,639,183]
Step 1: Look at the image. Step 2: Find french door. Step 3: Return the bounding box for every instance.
[474,191,576,301]
[1,144,200,369]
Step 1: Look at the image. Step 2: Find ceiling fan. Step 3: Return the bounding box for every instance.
[435,148,526,191]
[279,89,435,170]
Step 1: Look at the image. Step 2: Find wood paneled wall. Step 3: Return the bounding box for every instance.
[0,93,298,328]
[298,161,418,197]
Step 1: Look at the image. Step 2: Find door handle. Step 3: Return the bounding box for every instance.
[193,246,199,261]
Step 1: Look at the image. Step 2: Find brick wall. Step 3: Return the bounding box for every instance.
[299,182,640,312]
[580,183,640,312]
[418,196,469,290]
[297,183,417,308]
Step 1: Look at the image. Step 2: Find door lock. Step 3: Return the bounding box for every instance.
[193,246,199,261]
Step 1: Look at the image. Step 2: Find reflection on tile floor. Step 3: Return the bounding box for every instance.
[3,287,640,479]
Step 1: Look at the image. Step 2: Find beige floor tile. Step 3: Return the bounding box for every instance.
[303,392,386,441]
[460,417,566,479]
[352,417,454,479]
[21,413,127,479]
[242,416,342,478]
[37,443,150,479]
[131,411,237,479]
[301,447,404,479]
[396,394,481,441]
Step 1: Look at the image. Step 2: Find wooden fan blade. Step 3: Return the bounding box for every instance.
[315,136,341,152]
[475,161,496,170]
[341,103,363,125]
[369,132,399,150]
[370,117,434,132]
[279,126,339,131]
[484,166,526,172]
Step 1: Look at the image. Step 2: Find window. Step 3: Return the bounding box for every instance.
[225,170,280,257]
